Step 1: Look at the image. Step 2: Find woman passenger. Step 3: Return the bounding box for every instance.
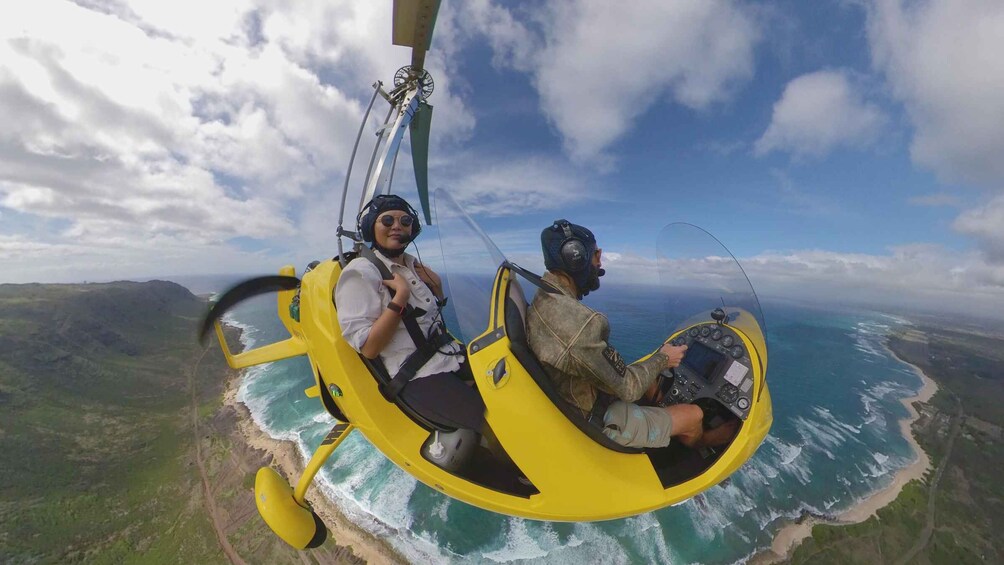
[335,194,485,431]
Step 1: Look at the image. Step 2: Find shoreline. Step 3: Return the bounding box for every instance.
[222,366,408,565]
[752,337,939,564]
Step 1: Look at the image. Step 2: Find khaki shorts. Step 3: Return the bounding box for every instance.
[602,401,674,448]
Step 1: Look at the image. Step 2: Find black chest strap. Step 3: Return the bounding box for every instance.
[356,245,455,401]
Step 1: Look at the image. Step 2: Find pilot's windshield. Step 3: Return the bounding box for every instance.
[656,223,768,353]
[434,189,507,343]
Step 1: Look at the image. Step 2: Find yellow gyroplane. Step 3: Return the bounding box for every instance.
[200,0,773,549]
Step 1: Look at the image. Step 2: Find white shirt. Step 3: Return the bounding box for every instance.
[335,249,464,379]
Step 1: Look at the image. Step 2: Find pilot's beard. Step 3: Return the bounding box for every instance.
[578,266,605,298]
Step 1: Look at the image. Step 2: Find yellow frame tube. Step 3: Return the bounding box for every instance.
[293,422,355,505]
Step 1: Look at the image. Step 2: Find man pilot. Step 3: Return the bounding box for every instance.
[526,219,737,449]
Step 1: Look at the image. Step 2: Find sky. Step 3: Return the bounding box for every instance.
[2,0,1004,320]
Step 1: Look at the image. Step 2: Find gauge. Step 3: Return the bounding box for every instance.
[737,397,750,410]
[730,346,744,359]
[689,328,699,337]
[711,329,723,340]
[721,335,734,347]
[700,326,711,337]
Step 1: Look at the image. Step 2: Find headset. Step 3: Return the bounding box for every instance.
[356,195,422,243]
[554,220,590,273]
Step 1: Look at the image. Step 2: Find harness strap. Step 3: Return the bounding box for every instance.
[357,245,429,339]
[380,330,455,401]
[588,390,616,428]
[356,245,453,401]
[506,261,560,294]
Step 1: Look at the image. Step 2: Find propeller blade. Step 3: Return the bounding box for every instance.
[392,0,442,76]
[198,275,301,343]
[410,101,434,225]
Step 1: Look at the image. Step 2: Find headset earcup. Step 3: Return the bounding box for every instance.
[360,209,375,242]
[410,213,421,239]
[560,240,588,272]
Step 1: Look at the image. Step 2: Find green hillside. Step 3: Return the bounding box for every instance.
[0,281,361,564]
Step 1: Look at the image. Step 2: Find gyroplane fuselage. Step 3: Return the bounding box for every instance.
[200,0,772,549]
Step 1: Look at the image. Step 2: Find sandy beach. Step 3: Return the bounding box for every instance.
[752,341,939,564]
[223,374,408,565]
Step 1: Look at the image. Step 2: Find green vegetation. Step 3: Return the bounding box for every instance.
[0,281,226,563]
[782,324,1004,565]
[0,281,360,564]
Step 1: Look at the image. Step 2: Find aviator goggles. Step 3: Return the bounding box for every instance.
[379,214,414,228]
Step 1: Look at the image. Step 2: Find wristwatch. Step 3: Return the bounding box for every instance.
[387,301,406,316]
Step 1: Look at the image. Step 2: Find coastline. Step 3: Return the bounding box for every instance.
[752,338,939,564]
[222,366,408,565]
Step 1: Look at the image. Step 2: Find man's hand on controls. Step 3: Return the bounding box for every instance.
[660,343,688,369]
[382,273,411,305]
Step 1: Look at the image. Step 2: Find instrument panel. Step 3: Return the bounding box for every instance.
[662,322,756,420]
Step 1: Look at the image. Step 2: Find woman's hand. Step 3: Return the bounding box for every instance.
[414,261,444,299]
[382,273,411,304]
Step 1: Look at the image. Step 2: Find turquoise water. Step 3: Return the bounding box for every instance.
[226,287,923,564]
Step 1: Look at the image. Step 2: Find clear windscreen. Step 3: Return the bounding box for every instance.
[656,223,768,354]
[434,189,508,343]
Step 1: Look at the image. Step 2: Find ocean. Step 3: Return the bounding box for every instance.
[223,284,924,565]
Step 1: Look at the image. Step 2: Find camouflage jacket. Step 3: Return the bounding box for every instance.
[526,272,668,417]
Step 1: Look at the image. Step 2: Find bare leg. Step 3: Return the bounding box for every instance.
[665,404,739,448]
[696,419,739,447]
[666,404,705,447]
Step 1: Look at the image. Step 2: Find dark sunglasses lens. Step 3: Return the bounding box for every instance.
[379,215,414,228]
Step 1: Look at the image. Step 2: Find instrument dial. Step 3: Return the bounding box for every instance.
[700,326,711,337]
[711,329,723,340]
[689,328,699,337]
[721,335,734,347]
[730,346,744,359]
[737,397,750,410]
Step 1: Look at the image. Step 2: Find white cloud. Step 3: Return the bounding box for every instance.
[0,0,479,281]
[461,0,760,165]
[435,153,599,217]
[908,193,962,208]
[865,0,1004,264]
[593,244,1004,320]
[953,194,1004,262]
[755,70,886,158]
[866,0,1004,188]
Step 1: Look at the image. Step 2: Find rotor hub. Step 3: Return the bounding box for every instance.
[394,65,434,100]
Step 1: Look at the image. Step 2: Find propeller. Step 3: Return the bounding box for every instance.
[392,0,442,77]
[198,275,301,343]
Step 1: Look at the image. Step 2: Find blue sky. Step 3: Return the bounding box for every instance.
[2,1,1003,319]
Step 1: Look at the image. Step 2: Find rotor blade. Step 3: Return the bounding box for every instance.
[410,101,434,225]
[198,275,300,343]
[392,0,442,75]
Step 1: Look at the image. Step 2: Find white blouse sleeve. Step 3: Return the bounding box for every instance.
[335,263,385,353]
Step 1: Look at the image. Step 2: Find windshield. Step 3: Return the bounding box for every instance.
[433,196,767,359]
[434,189,508,343]
[656,223,768,354]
